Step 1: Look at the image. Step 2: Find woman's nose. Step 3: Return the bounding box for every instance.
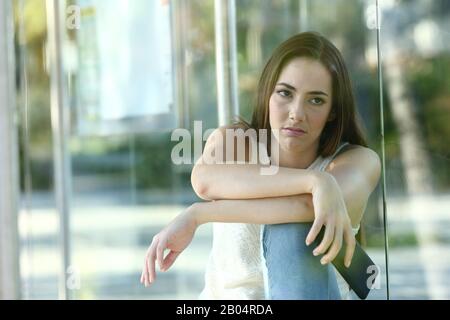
[289,101,306,121]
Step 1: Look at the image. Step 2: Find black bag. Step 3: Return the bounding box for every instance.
[313,227,380,300]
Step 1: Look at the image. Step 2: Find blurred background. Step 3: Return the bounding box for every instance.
[0,0,449,300]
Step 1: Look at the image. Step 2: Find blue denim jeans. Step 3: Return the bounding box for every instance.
[262,223,341,300]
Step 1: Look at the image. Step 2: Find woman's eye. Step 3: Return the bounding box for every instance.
[310,97,324,105]
[277,90,291,98]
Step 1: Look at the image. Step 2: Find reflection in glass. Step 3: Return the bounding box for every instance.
[380,0,450,299]
[74,0,175,135]
[11,0,413,300]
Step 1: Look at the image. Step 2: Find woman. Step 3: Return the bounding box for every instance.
[140,32,381,300]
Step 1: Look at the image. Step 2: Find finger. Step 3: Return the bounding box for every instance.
[147,253,155,284]
[144,249,152,286]
[306,218,324,246]
[313,221,335,256]
[321,226,343,265]
[144,247,151,286]
[344,227,356,268]
[161,251,181,271]
[141,256,148,284]
[156,240,166,271]
[143,256,149,286]
[143,249,150,286]
[142,266,149,286]
[147,240,157,284]
[148,248,157,284]
[141,260,148,285]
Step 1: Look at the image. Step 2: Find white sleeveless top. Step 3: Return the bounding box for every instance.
[198,142,359,300]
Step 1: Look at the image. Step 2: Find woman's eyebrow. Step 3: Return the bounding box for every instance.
[276,82,329,97]
[307,90,329,97]
[277,82,297,91]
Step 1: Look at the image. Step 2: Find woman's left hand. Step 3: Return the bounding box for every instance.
[306,171,356,267]
[140,206,198,287]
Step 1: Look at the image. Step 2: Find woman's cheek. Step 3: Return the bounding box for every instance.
[311,112,329,136]
[270,109,284,129]
[269,97,288,120]
[271,93,288,106]
[269,97,281,127]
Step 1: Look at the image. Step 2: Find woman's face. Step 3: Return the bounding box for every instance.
[269,57,334,155]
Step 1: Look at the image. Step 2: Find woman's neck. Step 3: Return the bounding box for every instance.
[276,145,320,169]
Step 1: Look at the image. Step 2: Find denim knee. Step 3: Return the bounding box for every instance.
[262,223,341,300]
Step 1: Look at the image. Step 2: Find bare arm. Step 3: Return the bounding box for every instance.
[191,135,381,266]
[192,127,381,229]
[323,145,381,229]
[141,194,314,286]
[192,194,315,225]
[192,144,381,227]
[191,126,381,264]
[141,131,382,286]
[192,163,319,200]
[191,126,319,200]
[307,145,381,263]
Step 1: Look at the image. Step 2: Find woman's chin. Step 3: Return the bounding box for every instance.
[279,138,305,153]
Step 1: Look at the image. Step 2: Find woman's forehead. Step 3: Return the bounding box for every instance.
[277,57,332,94]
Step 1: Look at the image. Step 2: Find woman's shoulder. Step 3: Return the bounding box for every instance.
[341,144,379,160]
[332,143,381,172]
[341,142,359,150]
[323,143,381,191]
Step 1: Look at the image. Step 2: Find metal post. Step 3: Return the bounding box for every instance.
[0,0,21,300]
[376,0,390,300]
[46,0,72,300]
[172,0,190,129]
[214,0,239,126]
[299,0,309,32]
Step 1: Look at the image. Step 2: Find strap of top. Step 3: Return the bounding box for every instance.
[317,142,350,172]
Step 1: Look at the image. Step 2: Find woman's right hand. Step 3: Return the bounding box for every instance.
[305,171,356,268]
[140,206,199,287]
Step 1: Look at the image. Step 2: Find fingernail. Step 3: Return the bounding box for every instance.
[313,250,319,256]
[306,240,310,246]
[321,259,327,265]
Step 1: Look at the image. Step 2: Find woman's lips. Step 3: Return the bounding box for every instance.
[282,127,307,137]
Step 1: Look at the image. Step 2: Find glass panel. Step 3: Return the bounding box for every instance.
[65,0,215,299]
[72,0,176,135]
[236,0,388,299]
[380,0,450,299]
[14,0,217,299]
[14,0,389,300]
[14,0,60,299]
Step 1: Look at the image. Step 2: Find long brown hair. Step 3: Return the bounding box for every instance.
[242,31,367,157]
